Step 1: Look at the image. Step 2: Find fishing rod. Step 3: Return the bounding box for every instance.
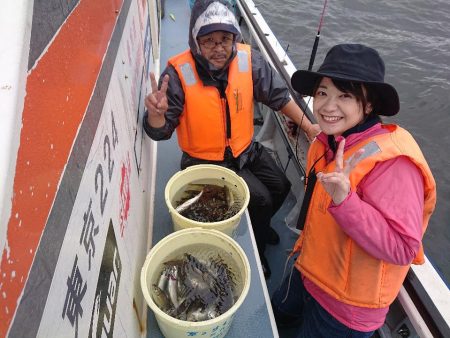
[293,0,329,231]
[308,0,328,71]
[290,0,328,140]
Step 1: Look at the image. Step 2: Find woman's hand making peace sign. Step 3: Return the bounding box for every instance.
[316,139,365,205]
[145,72,170,128]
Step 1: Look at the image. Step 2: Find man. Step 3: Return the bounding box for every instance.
[144,0,319,278]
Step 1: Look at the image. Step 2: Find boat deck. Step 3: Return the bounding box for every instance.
[145,1,298,336]
[104,0,449,336]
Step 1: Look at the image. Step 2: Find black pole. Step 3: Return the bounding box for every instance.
[307,0,328,71]
[291,0,328,138]
[296,0,328,231]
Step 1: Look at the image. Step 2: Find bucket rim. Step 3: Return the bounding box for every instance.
[140,228,251,327]
[164,164,250,226]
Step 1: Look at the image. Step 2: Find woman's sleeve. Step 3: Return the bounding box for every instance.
[329,156,425,265]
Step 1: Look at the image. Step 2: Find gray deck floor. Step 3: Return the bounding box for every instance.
[145,1,286,337]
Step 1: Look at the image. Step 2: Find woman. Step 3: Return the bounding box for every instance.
[271,44,436,337]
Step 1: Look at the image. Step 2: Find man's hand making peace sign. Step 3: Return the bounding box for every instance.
[316,139,365,206]
[145,72,170,128]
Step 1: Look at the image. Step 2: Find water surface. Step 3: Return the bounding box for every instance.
[256,0,450,283]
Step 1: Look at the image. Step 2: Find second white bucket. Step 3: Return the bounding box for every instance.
[165,164,250,237]
[141,228,251,338]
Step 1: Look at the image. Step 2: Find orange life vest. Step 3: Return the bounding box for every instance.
[293,124,436,308]
[168,43,254,160]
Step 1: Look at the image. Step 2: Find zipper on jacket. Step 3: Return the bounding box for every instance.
[216,82,231,148]
[218,82,232,139]
[221,97,231,147]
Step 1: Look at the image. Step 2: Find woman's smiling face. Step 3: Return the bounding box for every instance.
[313,77,370,136]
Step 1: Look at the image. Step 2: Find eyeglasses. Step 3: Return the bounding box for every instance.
[198,36,234,49]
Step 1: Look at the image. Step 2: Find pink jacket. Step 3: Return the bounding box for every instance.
[304,123,425,332]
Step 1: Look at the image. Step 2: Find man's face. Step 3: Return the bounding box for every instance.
[198,31,234,69]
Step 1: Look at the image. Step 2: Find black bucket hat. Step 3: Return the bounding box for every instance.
[291,44,400,116]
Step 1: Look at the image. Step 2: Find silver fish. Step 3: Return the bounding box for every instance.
[151,284,171,312]
[175,190,203,213]
[157,266,169,290]
[167,266,179,308]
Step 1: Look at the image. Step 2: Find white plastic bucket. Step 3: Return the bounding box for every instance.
[165,164,250,237]
[141,228,251,338]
